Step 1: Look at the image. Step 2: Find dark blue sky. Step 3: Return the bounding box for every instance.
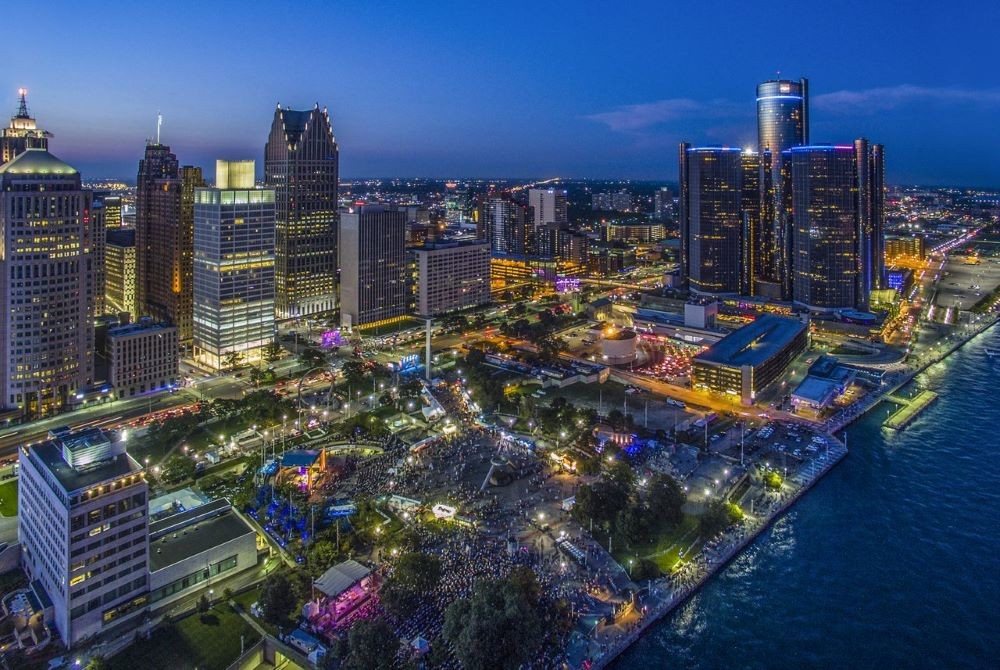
[7,0,1000,185]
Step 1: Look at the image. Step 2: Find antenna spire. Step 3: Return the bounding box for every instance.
[156,112,162,144]
[16,88,29,119]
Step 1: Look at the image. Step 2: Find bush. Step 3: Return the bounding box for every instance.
[630,557,661,581]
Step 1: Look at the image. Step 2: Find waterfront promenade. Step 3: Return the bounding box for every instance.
[578,438,848,670]
[579,314,1000,669]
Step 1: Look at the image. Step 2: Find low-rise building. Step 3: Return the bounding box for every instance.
[412,241,490,317]
[147,499,260,609]
[105,321,179,399]
[692,314,808,405]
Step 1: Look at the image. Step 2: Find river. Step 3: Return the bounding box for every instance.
[617,326,1000,669]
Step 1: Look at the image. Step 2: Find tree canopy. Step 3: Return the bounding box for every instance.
[258,572,297,625]
[380,552,442,617]
[341,618,399,670]
[443,575,544,670]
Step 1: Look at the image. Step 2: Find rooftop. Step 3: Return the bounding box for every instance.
[694,314,806,368]
[281,450,321,469]
[149,504,255,572]
[0,148,77,176]
[30,440,141,494]
[791,376,839,405]
[314,560,371,598]
[108,321,176,339]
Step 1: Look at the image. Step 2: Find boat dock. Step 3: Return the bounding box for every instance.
[883,389,939,430]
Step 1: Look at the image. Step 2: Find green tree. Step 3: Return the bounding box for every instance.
[258,572,297,625]
[616,503,653,545]
[263,340,284,364]
[507,565,542,606]
[536,336,565,363]
[248,367,265,388]
[85,657,107,670]
[573,479,629,528]
[700,499,743,537]
[630,557,661,581]
[223,350,244,371]
[162,454,196,483]
[443,578,543,670]
[341,618,399,670]
[307,540,340,574]
[299,346,327,369]
[647,474,685,527]
[380,552,442,617]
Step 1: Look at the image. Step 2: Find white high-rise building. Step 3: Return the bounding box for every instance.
[0,149,94,418]
[528,188,568,228]
[19,427,149,646]
[413,241,490,317]
[193,160,276,370]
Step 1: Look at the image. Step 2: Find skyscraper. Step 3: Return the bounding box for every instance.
[91,195,110,315]
[140,162,204,346]
[757,78,809,295]
[528,188,568,228]
[135,142,178,318]
[757,78,809,161]
[106,229,137,320]
[1,89,51,165]
[678,145,746,296]
[0,149,93,417]
[193,160,276,370]
[482,198,529,256]
[654,186,672,222]
[265,104,339,320]
[785,142,884,311]
[339,205,408,329]
[740,151,763,295]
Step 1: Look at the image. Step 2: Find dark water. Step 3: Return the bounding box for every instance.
[618,327,1000,669]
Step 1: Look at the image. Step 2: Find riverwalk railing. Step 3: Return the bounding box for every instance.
[583,439,849,670]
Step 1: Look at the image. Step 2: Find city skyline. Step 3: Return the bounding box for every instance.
[6,0,1000,186]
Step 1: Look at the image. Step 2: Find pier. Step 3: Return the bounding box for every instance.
[883,390,939,430]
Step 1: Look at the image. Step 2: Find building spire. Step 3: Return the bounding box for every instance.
[16,88,29,119]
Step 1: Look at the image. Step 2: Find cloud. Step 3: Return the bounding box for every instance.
[813,84,1000,114]
[584,97,743,132]
[587,84,1000,133]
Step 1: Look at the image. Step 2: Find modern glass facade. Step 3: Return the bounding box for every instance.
[193,162,276,370]
[787,145,861,311]
[757,78,809,297]
[678,145,745,296]
[265,105,339,319]
[339,205,408,328]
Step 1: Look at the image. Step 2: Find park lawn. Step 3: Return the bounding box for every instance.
[611,514,702,575]
[0,478,17,516]
[109,603,259,670]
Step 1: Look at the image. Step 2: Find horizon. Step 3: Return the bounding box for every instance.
[7,1,1000,186]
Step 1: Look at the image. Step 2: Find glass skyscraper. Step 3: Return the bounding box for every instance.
[786,142,884,312]
[193,161,276,370]
[265,104,339,320]
[678,145,746,296]
[757,78,809,296]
